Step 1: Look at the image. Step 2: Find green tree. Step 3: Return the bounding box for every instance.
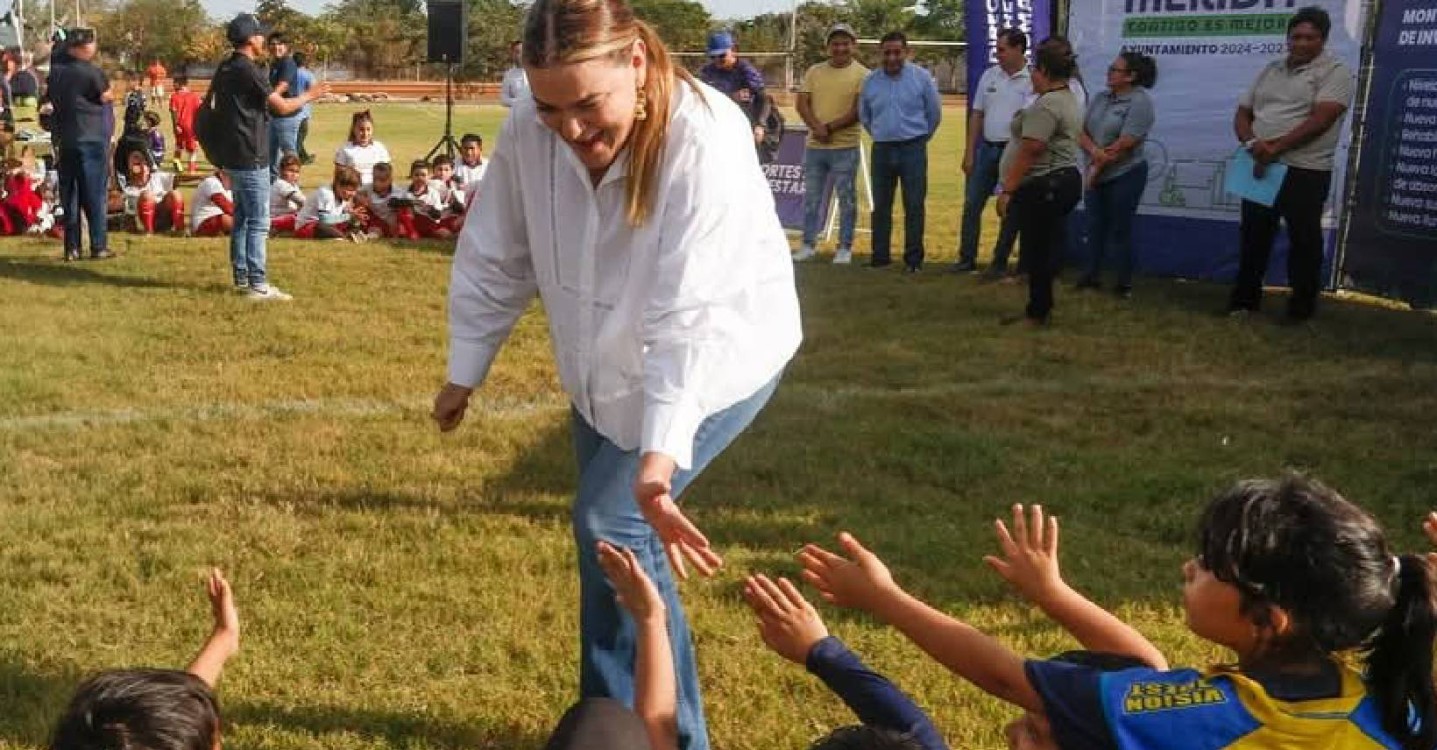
[95,0,211,70]
[460,0,526,80]
[629,0,710,53]
[319,0,427,77]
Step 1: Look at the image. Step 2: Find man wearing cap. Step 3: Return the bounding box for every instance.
[793,23,866,265]
[957,28,1029,277]
[698,31,767,141]
[207,13,327,301]
[46,27,114,261]
[860,30,942,272]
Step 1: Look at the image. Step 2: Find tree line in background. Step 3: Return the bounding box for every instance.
[19,0,963,84]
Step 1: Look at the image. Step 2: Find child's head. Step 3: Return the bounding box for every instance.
[143,110,161,131]
[348,111,374,146]
[372,162,393,191]
[459,133,483,165]
[278,152,301,185]
[126,150,149,180]
[332,165,362,202]
[408,159,429,186]
[51,669,220,750]
[431,154,454,182]
[808,726,923,750]
[174,74,189,88]
[1190,475,1436,749]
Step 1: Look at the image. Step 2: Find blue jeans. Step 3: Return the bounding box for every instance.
[959,140,1018,267]
[228,167,271,288]
[1083,161,1148,287]
[269,116,302,181]
[801,146,858,249]
[570,373,782,750]
[58,141,109,254]
[870,138,928,268]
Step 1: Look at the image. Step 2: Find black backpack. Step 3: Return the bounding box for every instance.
[194,61,225,166]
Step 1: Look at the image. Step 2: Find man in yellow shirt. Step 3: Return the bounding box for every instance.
[793,23,867,265]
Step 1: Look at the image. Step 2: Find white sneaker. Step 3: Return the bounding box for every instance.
[791,245,817,262]
[833,248,853,265]
[247,285,293,301]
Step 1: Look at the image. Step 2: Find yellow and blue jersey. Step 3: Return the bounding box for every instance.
[1025,657,1399,750]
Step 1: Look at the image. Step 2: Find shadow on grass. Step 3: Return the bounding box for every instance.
[0,256,188,290]
[229,701,550,750]
[0,656,83,747]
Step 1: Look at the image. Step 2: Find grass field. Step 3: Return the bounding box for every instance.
[2,101,1436,750]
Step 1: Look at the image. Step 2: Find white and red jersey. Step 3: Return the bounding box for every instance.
[398,181,445,215]
[270,178,305,217]
[121,170,174,214]
[190,175,232,233]
[429,179,465,213]
[334,141,392,186]
[358,184,400,223]
[297,186,353,226]
[455,159,486,191]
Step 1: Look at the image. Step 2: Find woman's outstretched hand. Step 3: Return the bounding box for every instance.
[635,452,723,580]
[432,383,472,432]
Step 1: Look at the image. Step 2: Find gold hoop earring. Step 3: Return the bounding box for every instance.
[634,88,648,121]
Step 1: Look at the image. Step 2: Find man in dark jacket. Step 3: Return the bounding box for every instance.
[47,28,113,261]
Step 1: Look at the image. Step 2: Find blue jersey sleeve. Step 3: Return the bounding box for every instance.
[807,637,948,750]
[1024,659,1121,750]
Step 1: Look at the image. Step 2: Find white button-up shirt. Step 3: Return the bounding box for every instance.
[447,80,802,469]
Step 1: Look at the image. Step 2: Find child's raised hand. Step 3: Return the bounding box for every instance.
[742,574,829,665]
[984,504,1064,604]
[598,541,666,624]
[205,568,240,650]
[798,532,898,612]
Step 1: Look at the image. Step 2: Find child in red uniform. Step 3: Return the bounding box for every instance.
[190,170,234,237]
[168,76,203,174]
[356,162,401,238]
[395,159,452,240]
[295,165,365,241]
[0,158,43,235]
[120,151,185,234]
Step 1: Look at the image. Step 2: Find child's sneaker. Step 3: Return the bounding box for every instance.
[791,245,816,262]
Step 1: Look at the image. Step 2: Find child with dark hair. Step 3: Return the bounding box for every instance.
[143,110,166,167]
[50,570,240,750]
[455,133,486,197]
[429,154,465,233]
[333,110,391,186]
[741,574,944,750]
[119,149,185,234]
[270,153,305,235]
[357,162,401,238]
[801,478,1437,750]
[395,159,452,240]
[168,76,202,174]
[295,164,367,241]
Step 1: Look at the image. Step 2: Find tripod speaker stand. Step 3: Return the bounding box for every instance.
[425,57,460,162]
[424,0,466,161]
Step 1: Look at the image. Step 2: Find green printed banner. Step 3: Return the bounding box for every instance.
[1123,13,1290,37]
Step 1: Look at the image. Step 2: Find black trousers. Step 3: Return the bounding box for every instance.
[1012,167,1082,320]
[1229,166,1331,319]
[296,117,312,162]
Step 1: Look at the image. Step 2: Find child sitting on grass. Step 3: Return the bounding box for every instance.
[50,570,240,750]
[295,164,368,242]
[143,110,166,167]
[395,159,451,240]
[356,162,401,238]
[455,133,486,207]
[190,170,234,237]
[119,149,185,235]
[429,154,465,233]
[270,153,306,235]
[742,573,947,749]
[799,477,1437,750]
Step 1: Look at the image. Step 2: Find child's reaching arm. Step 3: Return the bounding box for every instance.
[984,504,1167,670]
[743,574,949,750]
[800,533,1044,713]
[186,568,240,688]
[597,542,677,750]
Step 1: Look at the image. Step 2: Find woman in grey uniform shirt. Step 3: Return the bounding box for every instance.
[1076,51,1157,298]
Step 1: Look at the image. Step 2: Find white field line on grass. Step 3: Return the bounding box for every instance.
[0,374,1281,434]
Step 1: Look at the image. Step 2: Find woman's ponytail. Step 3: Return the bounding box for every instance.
[1367,554,1437,750]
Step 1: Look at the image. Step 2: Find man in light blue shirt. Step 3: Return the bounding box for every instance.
[860,31,941,271]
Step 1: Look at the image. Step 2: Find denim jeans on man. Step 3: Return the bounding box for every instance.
[959,139,1018,267]
[229,167,271,288]
[870,137,928,268]
[801,146,858,250]
[269,116,302,180]
[1082,160,1148,287]
[58,141,109,255]
[570,374,782,750]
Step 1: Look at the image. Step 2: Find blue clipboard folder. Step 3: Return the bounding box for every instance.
[1224,148,1288,208]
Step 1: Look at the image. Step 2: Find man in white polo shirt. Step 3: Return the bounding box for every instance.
[956,28,1030,276]
[1228,5,1353,322]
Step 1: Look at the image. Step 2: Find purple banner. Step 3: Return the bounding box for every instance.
[965,0,1054,104]
[764,126,831,232]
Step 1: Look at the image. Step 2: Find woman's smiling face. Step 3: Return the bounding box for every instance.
[527,42,647,173]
